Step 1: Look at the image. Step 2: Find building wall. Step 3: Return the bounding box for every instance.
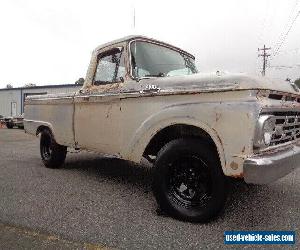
[0,85,81,117]
[0,89,21,117]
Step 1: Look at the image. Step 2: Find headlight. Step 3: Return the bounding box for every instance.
[254,115,275,149]
[262,118,275,146]
[263,132,272,146]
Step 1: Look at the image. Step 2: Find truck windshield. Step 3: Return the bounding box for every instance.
[130,41,198,79]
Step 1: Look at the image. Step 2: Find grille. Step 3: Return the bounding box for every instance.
[269,111,300,146]
[268,93,300,103]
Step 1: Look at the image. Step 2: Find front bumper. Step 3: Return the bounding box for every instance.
[244,143,300,184]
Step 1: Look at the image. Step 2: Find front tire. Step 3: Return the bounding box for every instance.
[152,138,227,223]
[40,129,67,168]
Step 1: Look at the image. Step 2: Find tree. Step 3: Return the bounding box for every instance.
[75,77,84,85]
[295,78,300,88]
[6,84,13,89]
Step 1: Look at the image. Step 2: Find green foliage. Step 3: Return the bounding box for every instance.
[295,78,300,88]
[75,78,84,85]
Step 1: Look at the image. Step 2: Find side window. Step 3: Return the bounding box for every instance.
[94,48,125,85]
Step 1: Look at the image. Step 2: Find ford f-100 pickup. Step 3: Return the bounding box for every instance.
[24,35,300,222]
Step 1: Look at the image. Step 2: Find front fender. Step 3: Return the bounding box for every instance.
[124,108,227,175]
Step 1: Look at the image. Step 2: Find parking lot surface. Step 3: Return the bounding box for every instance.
[0,129,299,249]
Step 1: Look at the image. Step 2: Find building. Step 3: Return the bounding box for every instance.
[0,84,82,117]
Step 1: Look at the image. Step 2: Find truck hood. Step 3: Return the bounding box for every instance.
[140,73,299,95]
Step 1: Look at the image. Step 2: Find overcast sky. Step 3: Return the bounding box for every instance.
[0,0,299,88]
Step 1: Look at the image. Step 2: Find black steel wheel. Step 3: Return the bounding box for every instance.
[168,155,212,209]
[153,138,227,222]
[6,122,13,129]
[40,129,67,168]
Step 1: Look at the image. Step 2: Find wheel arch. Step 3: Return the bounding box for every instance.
[126,117,227,175]
[36,124,55,140]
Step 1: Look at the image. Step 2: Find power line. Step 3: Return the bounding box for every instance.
[273,0,299,54]
[273,10,300,56]
[133,6,136,29]
[258,45,271,76]
[274,0,299,47]
[276,48,300,55]
[269,64,300,69]
[270,65,294,69]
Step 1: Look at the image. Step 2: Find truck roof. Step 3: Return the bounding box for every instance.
[93,35,195,59]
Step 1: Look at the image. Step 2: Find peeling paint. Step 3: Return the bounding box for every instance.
[230,161,239,170]
[88,82,122,93]
[106,104,113,118]
[216,113,222,122]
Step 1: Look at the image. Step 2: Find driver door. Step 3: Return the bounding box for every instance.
[74,46,125,155]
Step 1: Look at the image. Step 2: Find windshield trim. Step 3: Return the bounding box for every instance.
[128,38,196,80]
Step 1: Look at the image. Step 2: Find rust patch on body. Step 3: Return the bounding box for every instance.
[216,113,222,122]
[231,172,244,178]
[230,161,239,170]
[106,104,113,118]
[88,82,122,93]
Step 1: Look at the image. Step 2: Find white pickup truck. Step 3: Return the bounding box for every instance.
[24,35,300,222]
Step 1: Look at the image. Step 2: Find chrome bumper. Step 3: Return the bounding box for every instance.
[244,144,300,184]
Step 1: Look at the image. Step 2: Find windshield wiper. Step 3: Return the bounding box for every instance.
[136,73,166,82]
[136,76,155,82]
[145,72,165,77]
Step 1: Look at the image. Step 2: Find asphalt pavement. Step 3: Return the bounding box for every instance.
[0,129,299,249]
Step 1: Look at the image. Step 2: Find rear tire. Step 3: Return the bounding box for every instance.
[40,129,67,168]
[6,123,13,129]
[152,138,227,223]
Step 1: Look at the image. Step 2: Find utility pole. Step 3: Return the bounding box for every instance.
[133,6,135,29]
[258,45,271,76]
